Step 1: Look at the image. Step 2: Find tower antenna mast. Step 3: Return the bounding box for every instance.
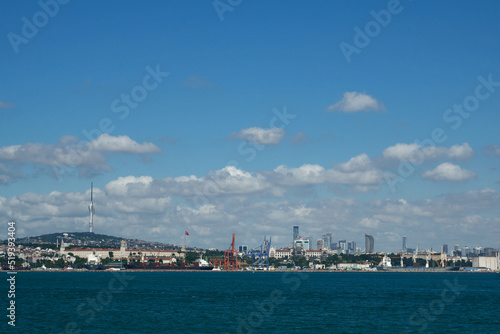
[88,182,95,233]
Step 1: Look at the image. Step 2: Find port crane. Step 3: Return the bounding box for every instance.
[243,236,271,270]
[223,233,239,270]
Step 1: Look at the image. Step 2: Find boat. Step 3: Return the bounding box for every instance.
[377,254,459,272]
[85,250,105,270]
[125,263,213,270]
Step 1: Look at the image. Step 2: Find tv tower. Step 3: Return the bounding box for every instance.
[88,182,95,233]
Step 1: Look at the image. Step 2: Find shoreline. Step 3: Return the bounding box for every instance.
[4,269,499,273]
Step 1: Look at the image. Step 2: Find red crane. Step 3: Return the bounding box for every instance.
[223,233,239,270]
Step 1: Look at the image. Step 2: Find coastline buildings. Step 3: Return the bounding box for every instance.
[365,234,374,253]
[60,240,185,261]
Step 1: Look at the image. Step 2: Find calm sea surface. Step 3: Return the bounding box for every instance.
[2,271,500,333]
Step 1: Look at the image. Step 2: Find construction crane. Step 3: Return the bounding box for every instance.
[223,233,239,270]
[244,236,271,270]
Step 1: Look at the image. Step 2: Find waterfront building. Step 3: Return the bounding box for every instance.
[60,240,184,261]
[273,249,292,259]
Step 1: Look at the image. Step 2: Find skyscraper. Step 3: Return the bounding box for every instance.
[442,244,448,255]
[365,234,374,253]
[402,236,407,253]
[293,226,299,243]
[347,241,356,253]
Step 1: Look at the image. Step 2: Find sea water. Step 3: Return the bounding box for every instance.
[3,271,500,333]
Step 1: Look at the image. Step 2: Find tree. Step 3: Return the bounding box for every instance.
[109,251,114,259]
[185,252,199,264]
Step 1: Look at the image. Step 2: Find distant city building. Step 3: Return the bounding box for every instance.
[347,241,356,253]
[402,236,408,253]
[365,234,374,253]
[331,242,338,250]
[294,238,310,251]
[463,246,471,257]
[323,233,333,250]
[293,226,299,242]
[338,240,347,251]
[238,245,248,253]
[317,239,325,250]
[442,244,448,255]
[483,247,495,256]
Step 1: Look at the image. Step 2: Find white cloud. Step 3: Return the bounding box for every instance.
[448,143,474,161]
[270,162,384,187]
[382,143,448,161]
[337,153,372,172]
[359,217,380,228]
[0,134,161,181]
[163,165,283,198]
[91,134,161,154]
[272,164,326,186]
[422,162,476,181]
[382,143,420,160]
[229,127,285,145]
[327,92,383,112]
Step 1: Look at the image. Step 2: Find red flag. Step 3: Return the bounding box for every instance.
[185,231,189,236]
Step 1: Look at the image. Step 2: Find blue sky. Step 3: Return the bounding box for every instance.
[1,0,499,252]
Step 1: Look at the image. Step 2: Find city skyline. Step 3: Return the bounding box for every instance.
[1,2,500,252]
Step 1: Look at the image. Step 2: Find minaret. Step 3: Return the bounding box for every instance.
[88,182,95,233]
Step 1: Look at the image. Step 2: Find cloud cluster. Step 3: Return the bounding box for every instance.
[1,181,498,250]
[328,92,383,112]
[0,134,161,183]
[422,163,476,181]
[229,127,285,145]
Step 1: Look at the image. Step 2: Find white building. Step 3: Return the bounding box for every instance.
[273,249,292,259]
[472,254,500,271]
[305,249,322,258]
[60,240,184,261]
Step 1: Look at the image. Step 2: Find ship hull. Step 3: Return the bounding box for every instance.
[125,265,214,271]
[377,266,459,272]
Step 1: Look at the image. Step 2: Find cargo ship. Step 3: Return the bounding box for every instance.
[376,255,459,272]
[125,257,213,271]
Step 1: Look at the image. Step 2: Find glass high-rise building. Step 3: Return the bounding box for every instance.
[365,234,374,253]
[402,236,407,253]
[348,241,356,253]
[293,226,299,243]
